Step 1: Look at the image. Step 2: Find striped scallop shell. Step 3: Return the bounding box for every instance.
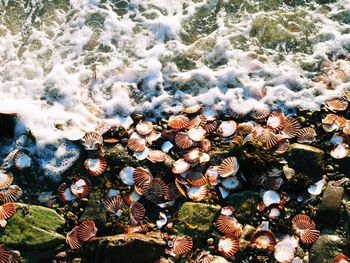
[66,227,82,250]
[0,202,16,220]
[200,139,211,152]
[168,115,190,129]
[202,120,218,133]
[174,132,193,149]
[202,107,217,121]
[175,177,190,197]
[183,103,202,114]
[218,235,240,258]
[297,127,317,143]
[196,250,214,263]
[0,245,16,263]
[144,178,168,203]
[147,150,167,163]
[216,215,242,236]
[255,128,280,148]
[70,178,91,198]
[218,157,239,178]
[332,254,350,263]
[274,239,296,263]
[58,183,77,203]
[292,214,316,231]
[186,171,207,186]
[0,185,23,204]
[299,229,320,244]
[188,127,206,142]
[217,121,237,137]
[330,143,350,159]
[237,122,254,136]
[13,150,32,170]
[326,98,348,112]
[84,157,107,176]
[281,117,301,138]
[172,159,191,174]
[187,185,209,202]
[0,171,13,190]
[186,115,205,130]
[343,121,350,135]
[184,148,202,164]
[136,121,154,136]
[76,220,97,242]
[172,235,193,255]
[81,132,103,151]
[133,167,153,194]
[266,112,285,131]
[130,201,146,225]
[204,167,219,186]
[127,133,147,152]
[103,195,127,216]
[273,139,290,154]
[250,230,276,250]
[250,108,270,120]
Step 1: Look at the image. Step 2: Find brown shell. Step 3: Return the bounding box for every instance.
[136,121,154,136]
[183,103,202,114]
[326,98,348,111]
[147,150,167,163]
[0,171,13,190]
[168,115,190,130]
[202,121,218,133]
[186,171,207,187]
[133,167,153,193]
[186,115,205,129]
[127,137,147,152]
[250,230,276,250]
[84,157,107,176]
[172,159,191,174]
[281,117,301,138]
[187,185,209,202]
[76,220,97,242]
[266,111,285,131]
[200,139,212,152]
[218,235,240,258]
[13,150,32,170]
[144,178,168,203]
[255,128,280,148]
[0,203,16,220]
[0,185,23,204]
[330,143,350,159]
[129,201,146,225]
[0,245,15,263]
[103,195,127,215]
[237,122,254,135]
[172,235,193,255]
[250,108,270,120]
[81,132,103,151]
[218,157,239,178]
[188,127,206,142]
[216,215,242,236]
[297,127,317,143]
[217,121,237,137]
[184,148,202,164]
[66,227,82,250]
[332,254,350,263]
[174,132,193,149]
[292,214,316,231]
[299,229,320,244]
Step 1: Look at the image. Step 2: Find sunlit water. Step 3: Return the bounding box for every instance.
[0,0,350,145]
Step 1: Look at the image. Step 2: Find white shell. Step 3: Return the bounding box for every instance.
[156,212,168,229]
[221,177,241,190]
[307,179,325,196]
[217,120,237,137]
[219,187,230,199]
[119,166,135,186]
[133,147,150,160]
[188,127,206,142]
[161,141,173,153]
[262,190,280,207]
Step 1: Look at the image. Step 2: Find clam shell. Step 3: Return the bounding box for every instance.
[0,245,16,263]
[183,103,202,114]
[218,235,240,258]
[217,121,237,137]
[218,157,239,178]
[161,141,173,153]
[200,139,211,152]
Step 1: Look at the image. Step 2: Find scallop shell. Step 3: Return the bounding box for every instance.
[266,203,284,220]
[196,250,214,263]
[127,133,147,152]
[144,178,168,203]
[136,121,154,136]
[216,215,242,236]
[199,153,210,164]
[186,171,207,186]
[218,157,239,178]
[119,166,135,186]
[0,245,15,263]
[262,190,280,207]
[146,131,161,144]
[58,183,77,203]
[202,120,218,133]
[13,150,32,170]
[330,143,350,159]
[218,235,240,258]
[183,103,202,114]
[76,220,97,242]
[250,230,276,250]
[220,206,235,216]
[221,177,241,190]
[174,132,193,149]
[292,214,316,231]
[255,128,280,148]
[172,159,191,174]
[200,139,211,152]
[184,148,202,164]
[188,127,206,142]
[70,178,91,198]
[343,121,350,135]
[0,202,16,220]
[332,254,350,263]
[273,139,290,154]
[133,167,153,194]
[274,239,297,263]
[81,132,103,151]
[175,177,189,197]
[204,167,219,186]
[103,195,127,216]
[129,201,146,225]
[326,98,348,112]
[66,227,82,250]
[237,122,254,136]
[299,229,320,244]
[0,170,13,190]
[187,185,208,202]
[217,121,237,137]
[281,117,301,138]
[297,127,317,143]
[322,114,347,132]
[147,150,167,163]
[202,107,217,121]
[186,115,205,130]
[0,185,23,204]
[168,115,190,130]
[172,235,193,255]
[250,108,270,120]
[266,112,285,131]
[84,157,107,176]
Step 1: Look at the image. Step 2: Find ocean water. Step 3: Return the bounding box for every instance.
[0,0,350,145]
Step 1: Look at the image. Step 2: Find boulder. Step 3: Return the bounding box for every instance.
[285,143,324,181]
[174,202,221,244]
[310,235,349,263]
[104,143,137,167]
[81,233,166,263]
[316,183,344,225]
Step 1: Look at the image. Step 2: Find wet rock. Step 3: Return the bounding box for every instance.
[316,183,344,225]
[212,256,230,263]
[310,235,349,263]
[343,201,350,235]
[81,232,166,263]
[285,143,324,181]
[39,138,80,182]
[104,143,137,167]
[80,179,107,232]
[225,191,260,224]
[208,148,231,166]
[0,204,65,250]
[0,113,16,139]
[174,202,221,244]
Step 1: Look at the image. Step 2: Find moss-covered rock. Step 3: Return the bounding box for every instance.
[285,143,325,181]
[81,233,166,263]
[0,204,65,250]
[104,143,138,167]
[310,235,349,263]
[174,202,221,244]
